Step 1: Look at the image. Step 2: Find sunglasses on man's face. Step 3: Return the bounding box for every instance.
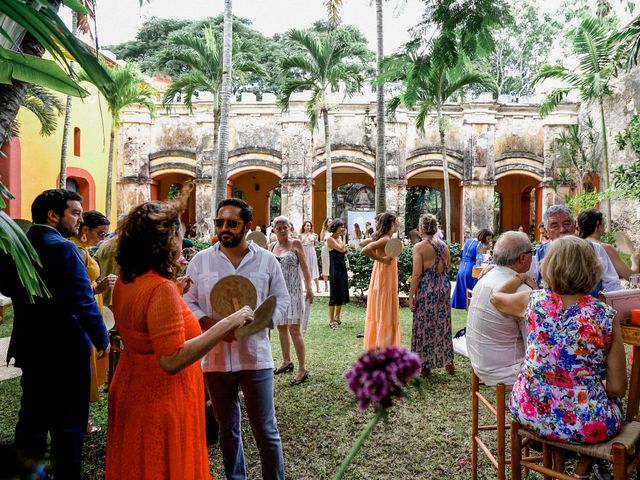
[214,218,244,229]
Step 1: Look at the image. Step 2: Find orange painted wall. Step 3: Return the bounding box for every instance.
[229,171,280,228]
[312,170,374,232]
[495,174,540,234]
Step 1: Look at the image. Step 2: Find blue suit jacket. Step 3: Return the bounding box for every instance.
[3,225,109,369]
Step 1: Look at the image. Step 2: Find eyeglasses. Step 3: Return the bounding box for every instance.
[214,218,244,229]
[97,231,108,238]
[523,249,536,255]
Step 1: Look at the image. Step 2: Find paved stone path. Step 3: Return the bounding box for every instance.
[0,337,21,381]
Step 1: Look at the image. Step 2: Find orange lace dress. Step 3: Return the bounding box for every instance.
[106,272,213,480]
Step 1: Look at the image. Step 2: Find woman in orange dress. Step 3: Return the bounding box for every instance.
[71,211,117,433]
[362,212,401,350]
[106,200,253,480]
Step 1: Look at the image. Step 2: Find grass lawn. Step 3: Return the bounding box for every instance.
[0,299,510,479]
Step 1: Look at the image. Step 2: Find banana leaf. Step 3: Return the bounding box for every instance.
[0,211,50,302]
[0,45,88,96]
[0,0,112,97]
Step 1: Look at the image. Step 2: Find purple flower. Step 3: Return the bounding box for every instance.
[344,346,421,412]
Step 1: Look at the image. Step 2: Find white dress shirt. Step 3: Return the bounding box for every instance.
[466,266,531,387]
[184,242,290,372]
[527,239,623,293]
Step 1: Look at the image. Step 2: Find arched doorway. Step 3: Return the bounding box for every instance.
[227,168,281,229]
[312,163,374,232]
[405,186,443,236]
[406,169,461,241]
[151,172,196,228]
[494,172,541,236]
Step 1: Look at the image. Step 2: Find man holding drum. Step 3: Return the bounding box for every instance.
[184,198,290,480]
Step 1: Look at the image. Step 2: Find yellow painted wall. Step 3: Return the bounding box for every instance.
[16,75,115,222]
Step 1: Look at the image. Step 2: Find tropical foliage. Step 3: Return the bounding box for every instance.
[3,84,64,141]
[383,49,496,241]
[533,16,630,224]
[278,28,370,218]
[78,60,156,219]
[554,115,602,192]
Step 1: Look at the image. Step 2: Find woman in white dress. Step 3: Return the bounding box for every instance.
[270,216,314,385]
[300,221,321,293]
[320,217,332,293]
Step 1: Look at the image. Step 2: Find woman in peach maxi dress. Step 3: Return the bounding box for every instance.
[362,212,401,349]
[106,200,252,480]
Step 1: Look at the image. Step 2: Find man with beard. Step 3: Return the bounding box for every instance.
[184,198,289,480]
[0,189,109,479]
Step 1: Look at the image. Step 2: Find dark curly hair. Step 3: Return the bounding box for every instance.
[372,212,397,240]
[117,196,187,283]
[329,218,345,234]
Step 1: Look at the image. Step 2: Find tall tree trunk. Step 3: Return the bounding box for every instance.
[323,107,333,219]
[213,0,233,215]
[0,32,45,141]
[105,116,116,219]
[59,13,78,189]
[374,0,386,214]
[438,109,452,242]
[598,96,612,228]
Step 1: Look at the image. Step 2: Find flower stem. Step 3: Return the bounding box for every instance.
[333,410,385,480]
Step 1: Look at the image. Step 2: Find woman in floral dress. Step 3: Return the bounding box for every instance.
[491,236,626,455]
[408,213,454,378]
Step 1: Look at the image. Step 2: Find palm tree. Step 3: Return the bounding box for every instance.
[384,52,495,241]
[278,29,369,218]
[59,12,78,189]
[3,85,65,142]
[533,17,629,224]
[80,61,156,219]
[162,25,264,210]
[374,0,386,214]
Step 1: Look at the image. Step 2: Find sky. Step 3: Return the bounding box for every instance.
[73,0,426,55]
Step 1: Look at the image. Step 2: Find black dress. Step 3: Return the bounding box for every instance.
[329,248,350,306]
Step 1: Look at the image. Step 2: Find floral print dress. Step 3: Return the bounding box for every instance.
[411,239,453,369]
[510,289,622,444]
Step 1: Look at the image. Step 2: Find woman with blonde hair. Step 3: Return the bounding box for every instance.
[270,216,314,385]
[362,212,401,349]
[408,213,453,378]
[492,236,625,466]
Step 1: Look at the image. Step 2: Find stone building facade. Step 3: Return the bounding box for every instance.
[117,91,580,242]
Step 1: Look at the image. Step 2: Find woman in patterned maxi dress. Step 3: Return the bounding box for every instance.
[270,216,314,385]
[408,213,454,378]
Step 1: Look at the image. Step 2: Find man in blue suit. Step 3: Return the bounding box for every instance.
[2,189,109,479]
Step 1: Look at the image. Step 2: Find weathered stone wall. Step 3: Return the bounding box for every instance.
[582,65,640,242]
[118,93,579,240]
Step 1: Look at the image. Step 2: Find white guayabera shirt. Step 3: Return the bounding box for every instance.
[184,242,290,372]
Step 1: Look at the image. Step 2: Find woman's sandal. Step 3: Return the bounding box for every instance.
[329,321,339,329]
[334,317,342,325]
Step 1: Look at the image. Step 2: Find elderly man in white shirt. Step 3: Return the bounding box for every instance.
[184,198,289,480]
[527,204,622,294]
[466,231,537,386]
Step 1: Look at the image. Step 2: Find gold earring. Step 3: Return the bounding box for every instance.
[81,234,88,243]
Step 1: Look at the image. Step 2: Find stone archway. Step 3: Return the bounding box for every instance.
[312,163,375,231]
[494,171,542,236]
[227,166,282,229]
[151,171,197,229]
[407,167,462,241]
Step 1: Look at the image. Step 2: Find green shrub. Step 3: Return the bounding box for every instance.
[192,240,211,252]
[347,249,374,302]
[447,241,461,278]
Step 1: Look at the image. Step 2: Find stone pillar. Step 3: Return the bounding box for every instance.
[117,107,153,218]
[280,108,312,223]
[461,104,497,241]
[194,180,213,237]
[280,178,313,229]
[387,178,407,235]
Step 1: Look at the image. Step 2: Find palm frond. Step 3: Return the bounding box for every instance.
[539,87,572,117]
[277,78,317,111]
[22,85,64,136]
[324,0,343,26]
